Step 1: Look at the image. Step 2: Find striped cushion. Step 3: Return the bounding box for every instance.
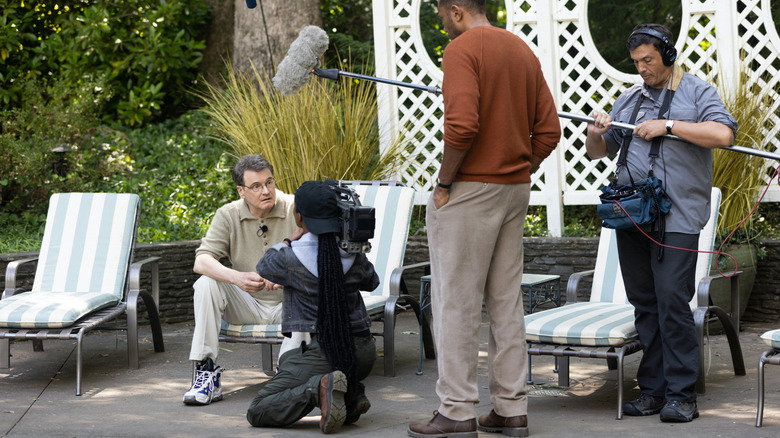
[220,319,284,338]
[525,302,638,346]
[0,292,119,328]
[32,193,138,301]
[0,193,138,329]
[351,183,415,300]
[761,329,780,349]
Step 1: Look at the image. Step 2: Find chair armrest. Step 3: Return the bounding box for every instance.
[3,257,38,299]
[129,257,161,308]
[565,269,595,304]
[696,271,742,332]
[389,261,431,297]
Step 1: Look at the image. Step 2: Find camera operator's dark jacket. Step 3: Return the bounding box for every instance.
[256,238,378,335]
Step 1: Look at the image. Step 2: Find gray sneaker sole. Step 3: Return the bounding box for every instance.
[321,372,347,434]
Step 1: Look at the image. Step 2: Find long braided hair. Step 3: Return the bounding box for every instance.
[316,232,358,390]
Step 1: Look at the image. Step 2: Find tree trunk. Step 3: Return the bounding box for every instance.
[233,0,322,78]
[200,0,235,84]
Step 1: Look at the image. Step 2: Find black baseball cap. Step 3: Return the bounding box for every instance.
[295,180,341,235]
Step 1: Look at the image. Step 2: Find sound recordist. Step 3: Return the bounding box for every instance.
[586,24,738,423]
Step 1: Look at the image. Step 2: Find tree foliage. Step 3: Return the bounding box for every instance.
[0,0,210,126]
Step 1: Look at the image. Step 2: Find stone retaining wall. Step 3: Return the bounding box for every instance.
[3,237,780,324]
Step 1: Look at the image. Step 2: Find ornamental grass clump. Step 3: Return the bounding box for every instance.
[713,65,778,241]
[199,61,407,194]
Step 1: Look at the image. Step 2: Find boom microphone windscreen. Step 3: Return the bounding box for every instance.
[246,0,257,8]
[272,26,329,96]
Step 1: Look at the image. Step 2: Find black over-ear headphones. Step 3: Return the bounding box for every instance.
[629,27,678,66]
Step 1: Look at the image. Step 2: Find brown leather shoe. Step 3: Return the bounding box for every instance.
[477,410,528,437]
[407,411,477,437]
[319,371,347,434]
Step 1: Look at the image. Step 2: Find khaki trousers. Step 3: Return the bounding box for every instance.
[189,275,283,361]
[426,182,530,421]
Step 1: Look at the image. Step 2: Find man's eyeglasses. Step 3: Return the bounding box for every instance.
[241,179,275,193]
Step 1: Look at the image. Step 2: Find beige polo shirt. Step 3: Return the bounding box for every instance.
[196,191,297,278]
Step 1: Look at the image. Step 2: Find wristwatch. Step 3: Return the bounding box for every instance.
[665,120,675,135]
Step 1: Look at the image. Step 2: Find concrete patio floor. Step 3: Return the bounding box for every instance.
[2,310,780,437]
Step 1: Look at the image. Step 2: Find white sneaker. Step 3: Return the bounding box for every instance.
[183,358,224,405]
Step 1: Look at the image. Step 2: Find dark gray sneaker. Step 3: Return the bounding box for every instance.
[623,393,666,416]
[660,400,699,422]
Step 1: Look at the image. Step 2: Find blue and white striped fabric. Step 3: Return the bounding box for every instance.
[526,188,722,347]
[220,320,284,338]
[349,183,415,314]
[525,302,637,346]
[761,330,780,349]
[0,193,138,328]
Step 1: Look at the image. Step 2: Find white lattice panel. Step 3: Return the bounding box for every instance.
[373,0,780,234]
[737,0,780,200]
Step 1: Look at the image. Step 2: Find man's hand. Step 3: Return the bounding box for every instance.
[233,271,268,293]
[587,111,613,137]
[288,227,305,242]
[263,279,283,290]
[433,185,450,209]
[633,119,666,141]
[585,111,612,159]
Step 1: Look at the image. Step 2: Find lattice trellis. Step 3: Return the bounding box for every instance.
[373,0,780,236]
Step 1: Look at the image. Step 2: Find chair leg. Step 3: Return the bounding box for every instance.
[261,344,275,377]
[76,332,84,396]
[616,351,626,420]
[0,339,9,368]
[557,356,570,387]
[32,339,44,352]
[694,308,707,394]
[140,291,165,353]
[382,297,400,377]
[757,350,770,427]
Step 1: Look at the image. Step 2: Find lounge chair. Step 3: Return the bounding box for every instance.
[0,193,164,395]
[525,187,744,418]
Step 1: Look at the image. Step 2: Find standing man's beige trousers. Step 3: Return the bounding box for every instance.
[426,181,530,422]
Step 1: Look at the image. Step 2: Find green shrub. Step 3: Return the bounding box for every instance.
[96,112,235,243]
[0,0,210,126]
[0,77,118,216]
[0,111,234,252]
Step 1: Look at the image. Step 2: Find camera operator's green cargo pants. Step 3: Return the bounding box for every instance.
[246,335,376,427]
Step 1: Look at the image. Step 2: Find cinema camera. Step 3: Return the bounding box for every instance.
[331,182,375,253]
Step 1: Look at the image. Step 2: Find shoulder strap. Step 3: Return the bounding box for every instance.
[648,86,676,175]
[614,92,644,184]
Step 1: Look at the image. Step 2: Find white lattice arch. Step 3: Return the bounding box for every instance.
[373,0,780,236]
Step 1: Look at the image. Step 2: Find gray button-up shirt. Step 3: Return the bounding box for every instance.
[604,72,738,233]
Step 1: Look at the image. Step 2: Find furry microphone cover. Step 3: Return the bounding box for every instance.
[272,26,329,96]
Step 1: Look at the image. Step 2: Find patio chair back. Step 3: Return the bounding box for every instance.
[33,193,137,299]
[349,182,415,311]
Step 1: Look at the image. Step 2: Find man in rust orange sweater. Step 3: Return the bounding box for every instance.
[408,1,560,437]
